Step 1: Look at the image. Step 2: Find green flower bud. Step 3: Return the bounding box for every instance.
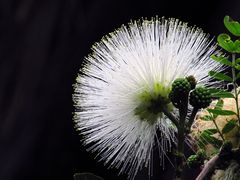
[169,78,191,107]
[187,149,206,168]
[186,75,197,90]
[189,86,211,109]
[187,154,199,168]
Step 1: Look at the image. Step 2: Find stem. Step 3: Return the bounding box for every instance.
[174,100,188,179]
[175,125,185,179]
[232,53,240,125]
[186,107,199,130]
[212,118,225,141]
[162,107,179,128]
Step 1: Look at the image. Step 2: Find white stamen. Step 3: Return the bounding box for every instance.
[73,17,223,179]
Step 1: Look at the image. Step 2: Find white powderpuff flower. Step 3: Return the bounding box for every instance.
[73,17,222,179]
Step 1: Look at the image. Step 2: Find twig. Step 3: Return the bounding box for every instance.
[186,107,199,129]
[212,118,225,141]
[162,107,179,127]
[195,155,219,180]
[231,53,240,125]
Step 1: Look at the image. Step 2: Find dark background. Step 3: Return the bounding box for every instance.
[0,0,239,180]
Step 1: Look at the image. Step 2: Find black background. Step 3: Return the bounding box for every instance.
[0,0,239,180]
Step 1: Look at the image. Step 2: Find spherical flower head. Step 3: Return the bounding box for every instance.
[169,78,191,108]
[73,17,223,179]
[190,86,212,109]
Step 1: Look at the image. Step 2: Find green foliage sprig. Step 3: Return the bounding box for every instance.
[207,15,240,138]
[195,15,240,179]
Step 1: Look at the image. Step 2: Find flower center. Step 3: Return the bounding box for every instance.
[134,83,173,124]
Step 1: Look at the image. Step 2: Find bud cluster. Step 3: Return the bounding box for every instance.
[170,76,212,109]
[169,78,191,107]
[189,87,211,109]
[187,149,206,168]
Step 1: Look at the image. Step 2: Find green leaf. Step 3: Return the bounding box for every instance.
[211,91,235,98]
[212,99,224,119]
[209,136,223,148]
[204,128,218,135]
[235,64,240,70]
[207,109,237,116]
[215,99,224,110]
[209,89,234,98]
[237,72,240,80]
[200,115,213,121]
[222,120,237,134]
[236,58,240,64]
[234,40,240,53]
[210,55,232,66]
[208,88,223,94]
[217,34,236,52]
[209,71,233,82]
[199,129,223,148]
[224,16,240,37]
[73,173,104,180]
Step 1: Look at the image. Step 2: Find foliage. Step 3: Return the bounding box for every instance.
[193,15,240,180]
